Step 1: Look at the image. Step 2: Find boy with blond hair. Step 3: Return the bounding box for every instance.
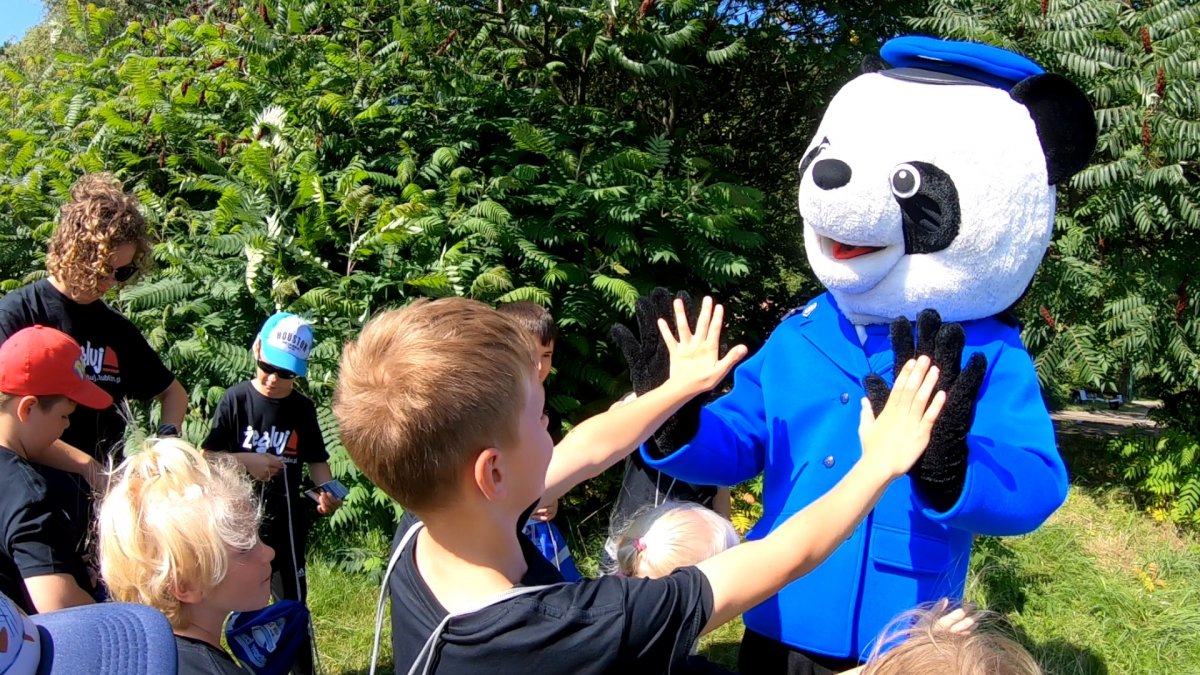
[0,326,113,614]
[335,296,945,674]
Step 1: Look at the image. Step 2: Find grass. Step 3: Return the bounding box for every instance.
[305,486,1200,675]
[969,487,1200,674]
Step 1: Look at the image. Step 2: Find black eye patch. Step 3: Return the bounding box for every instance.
[799,137,830,178]
[891,161,961,255]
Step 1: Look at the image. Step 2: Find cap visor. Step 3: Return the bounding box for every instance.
[259,344,308,377]
[33,602,176,675]
[879,67,990,86]
[67,380,113,410]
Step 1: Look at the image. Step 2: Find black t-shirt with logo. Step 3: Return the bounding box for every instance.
[0,448,94,615]
[202,381,328,531]
[0,279,176,459]
[388,509,716,675]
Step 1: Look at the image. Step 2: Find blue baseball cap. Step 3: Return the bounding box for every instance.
[257,312,314,377]
[0,592,177,674]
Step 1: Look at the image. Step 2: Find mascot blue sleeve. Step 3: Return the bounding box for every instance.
[640,346,769,487]
[926,334,1068,535]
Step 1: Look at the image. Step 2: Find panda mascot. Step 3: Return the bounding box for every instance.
[613,36,1097,673]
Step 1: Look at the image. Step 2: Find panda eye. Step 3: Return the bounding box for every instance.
[890,164,921,199]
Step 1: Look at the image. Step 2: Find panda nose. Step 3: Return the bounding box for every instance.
[811,159,852,190]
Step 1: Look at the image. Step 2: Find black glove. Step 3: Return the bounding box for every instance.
[611,288,703,458]
[864,309,987,512]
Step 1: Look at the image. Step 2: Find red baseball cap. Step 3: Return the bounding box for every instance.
[0,326,113,410]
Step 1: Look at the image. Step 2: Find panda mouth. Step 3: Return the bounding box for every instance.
[828,239,886,260]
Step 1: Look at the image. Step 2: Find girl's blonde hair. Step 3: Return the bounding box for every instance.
[97,437,261,628]
[863,601,1042,675]
[46,173,151,298]
[613,501,740,578]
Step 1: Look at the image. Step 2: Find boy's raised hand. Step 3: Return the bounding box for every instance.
[659,296,748,396]
[858,356,945,479]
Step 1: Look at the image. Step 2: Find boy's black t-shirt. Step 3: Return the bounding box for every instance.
[202,381,328,528]
[0,448,94,615]
[0,279,176,459]
[388,510,715,675]
[175,635,250,675]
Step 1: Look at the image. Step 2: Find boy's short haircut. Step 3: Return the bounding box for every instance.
[496,301,558,346]
[97,438,260,629]
[334,298,538,512]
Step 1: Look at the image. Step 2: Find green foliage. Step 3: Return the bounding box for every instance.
[3,0,830,539]
[1107,393,1200,525]
[0,0,929,542]
[917,0,1200,515]
[1111,430,1200,525]
[916,0,1200,401]
[730,474,763,534]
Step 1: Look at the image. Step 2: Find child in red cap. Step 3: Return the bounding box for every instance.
[0,325,113,614]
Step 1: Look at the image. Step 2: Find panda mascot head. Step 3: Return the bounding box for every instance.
[798,36,1097,325]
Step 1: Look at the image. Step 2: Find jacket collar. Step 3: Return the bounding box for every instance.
[787,292,875,380]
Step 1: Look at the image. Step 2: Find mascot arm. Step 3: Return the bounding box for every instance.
[641,346,769,487]
[921,343,1067,535]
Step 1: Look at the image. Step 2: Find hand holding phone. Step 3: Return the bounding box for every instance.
[304,480,349,516]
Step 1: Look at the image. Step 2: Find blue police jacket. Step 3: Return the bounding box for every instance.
[643,292,1068,659]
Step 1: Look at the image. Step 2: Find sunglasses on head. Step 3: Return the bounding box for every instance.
[257,361,297,380]
[112,264,138,283]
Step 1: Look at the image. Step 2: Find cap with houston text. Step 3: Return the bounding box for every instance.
[257,312,313,378]
[0,326,113,410]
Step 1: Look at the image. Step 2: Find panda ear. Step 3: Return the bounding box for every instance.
[1010,73,1097,185]
[861,55,890,74]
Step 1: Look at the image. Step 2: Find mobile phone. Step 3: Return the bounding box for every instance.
[304,479,349,502]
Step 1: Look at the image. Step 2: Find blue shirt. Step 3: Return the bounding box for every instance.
[642,292,1067,658]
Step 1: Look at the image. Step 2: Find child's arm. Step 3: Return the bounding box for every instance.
[24,573,95,612]
[308,462,342,515]
[26,440,104,491]
[695,356,945,634]
[154,379,189,429]
[542,297,747,502]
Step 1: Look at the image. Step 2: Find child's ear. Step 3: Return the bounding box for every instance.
[172,579,204,605]
[15,396,39,422]
[472,447,504,501]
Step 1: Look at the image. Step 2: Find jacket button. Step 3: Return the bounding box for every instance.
[840,392,850,404]
[823,455,835,468]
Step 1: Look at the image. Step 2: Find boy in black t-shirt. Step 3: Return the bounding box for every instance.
[203,312,341,675]
[495,301,581,580]
[333,296,946,675]
[0,326,114,615]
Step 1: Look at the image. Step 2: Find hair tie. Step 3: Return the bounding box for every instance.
[633,537,646,552]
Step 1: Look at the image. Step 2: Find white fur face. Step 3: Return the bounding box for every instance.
[798,72,1056,324]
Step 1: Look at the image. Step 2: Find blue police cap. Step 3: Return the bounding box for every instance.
[879,36,1045,90]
